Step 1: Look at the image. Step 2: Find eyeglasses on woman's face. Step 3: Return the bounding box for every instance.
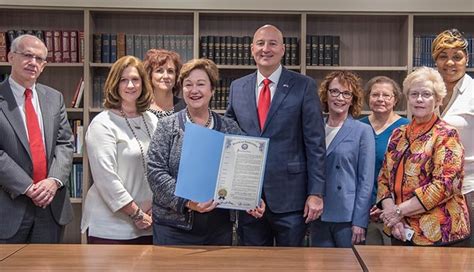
[328,88,353,99]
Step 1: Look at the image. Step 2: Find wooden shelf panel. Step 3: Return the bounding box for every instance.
[70,198,82,204]
[90,11,194,35]
[0,62,83,67]
[0,8,84,31]
[413,15,474,36]
[199,13,301,37]
[306,14,409,67]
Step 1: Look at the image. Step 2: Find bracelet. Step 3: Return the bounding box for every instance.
[129,208,144,222]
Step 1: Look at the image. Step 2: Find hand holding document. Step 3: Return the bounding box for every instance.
[175,123,269,211]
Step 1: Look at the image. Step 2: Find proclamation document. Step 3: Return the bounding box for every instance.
[175,123,269,210]
[214,136,268,210]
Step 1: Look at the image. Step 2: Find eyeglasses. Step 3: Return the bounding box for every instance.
[370,93,394,101]
[408,91,434,99]
[328,88,353,99]
[13,51,46,64]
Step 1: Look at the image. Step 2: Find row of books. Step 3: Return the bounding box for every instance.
[210,77,235,110]
[71,78,85,108]
[69,163,83,198]
[199,36,299,66]
[0,30,85,63]
[70,119,84,154]
[93,33,194,64]
[306,35,340,66]
[413,35,474,67]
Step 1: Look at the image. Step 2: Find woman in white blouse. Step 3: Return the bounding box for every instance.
[81,56,158,244]
[432,29,474,247]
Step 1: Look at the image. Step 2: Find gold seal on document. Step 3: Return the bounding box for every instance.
[218,188,228,200]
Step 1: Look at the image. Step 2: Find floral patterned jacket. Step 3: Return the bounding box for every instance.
[377,118,470,245]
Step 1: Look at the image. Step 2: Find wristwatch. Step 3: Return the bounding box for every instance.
[395,206,403,217]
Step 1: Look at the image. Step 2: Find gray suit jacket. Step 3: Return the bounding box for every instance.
[321,116,375,228]
[0,78,74,239]
[225,68,326,213]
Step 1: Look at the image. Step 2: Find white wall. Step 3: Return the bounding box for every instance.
[1,0,473,12]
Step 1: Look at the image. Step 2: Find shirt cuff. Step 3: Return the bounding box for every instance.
[49,177,63,188]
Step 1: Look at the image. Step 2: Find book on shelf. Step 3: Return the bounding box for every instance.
[117,32,126,59]
[332,36,340,66]
[290,37,298,66]
[61,31,71,63]
[79,31,85,62]
[70,119,83,154]
[101,33,111,63]
[0,32,6,62]
[70,77,83,107]
[200,36,208,60]
[92,75,106,109]
[284,37,291,65]
[110,33,117,63]
[70,31,78,63]
[53,30,62,63]
[69,163,83,198]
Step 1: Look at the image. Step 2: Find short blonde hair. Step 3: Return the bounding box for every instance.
[403,67,447,101]
[178,58,219,90]
[103,55,153,113]
[432,29,469,61]
[319,71,364,117]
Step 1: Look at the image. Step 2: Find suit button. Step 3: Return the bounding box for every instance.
[336,165,340,169]
[337,186,341,190]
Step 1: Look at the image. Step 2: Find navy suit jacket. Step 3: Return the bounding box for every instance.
[320,116,374,228]
[0,78,74,239]
[225,68,326,213]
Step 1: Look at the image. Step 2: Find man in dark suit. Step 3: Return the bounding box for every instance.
[226,25,326,246]
[0,34,74,243]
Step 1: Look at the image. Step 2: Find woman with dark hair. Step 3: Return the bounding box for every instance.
[143,49,186,118]
[82,56,157,244]
[147,58,265,245]
[432,29,474,247]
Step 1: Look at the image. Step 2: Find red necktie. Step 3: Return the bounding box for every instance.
[24,88,47,183]
[257,78,271,130]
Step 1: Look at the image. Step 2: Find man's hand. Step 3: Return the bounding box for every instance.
[27,178,59,208]
[303,195,323,223]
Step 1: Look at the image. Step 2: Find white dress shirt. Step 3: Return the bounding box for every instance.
[255,64,283,105]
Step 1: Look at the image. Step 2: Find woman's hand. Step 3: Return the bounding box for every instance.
[369,205,383,222]
[247,199,266,219]
[390,222,406,242]
[351,226,366,244]
[188,199,218,213]
[134,212,153,230]
[380,204,403,227]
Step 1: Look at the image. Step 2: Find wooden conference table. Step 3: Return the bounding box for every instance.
[1,244,473,271]
[0,244,361,271]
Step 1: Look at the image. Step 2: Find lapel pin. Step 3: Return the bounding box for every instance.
[283,84,289,88]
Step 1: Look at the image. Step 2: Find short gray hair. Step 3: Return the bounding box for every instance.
[403,67,447,101]
[10,34,47,58]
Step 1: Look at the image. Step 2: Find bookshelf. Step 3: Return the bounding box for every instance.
[1,5,473,243]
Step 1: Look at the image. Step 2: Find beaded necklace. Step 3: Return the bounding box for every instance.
[186,108,212,128]
[120,109,152,175]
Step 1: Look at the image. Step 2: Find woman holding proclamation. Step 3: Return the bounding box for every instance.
[360,76,409,245]
[147,58,265,245]
[82,56,157,244]
[432,29,474,246]
[311,71,375,248]
[377,67,470,246]
[143,49,186,119]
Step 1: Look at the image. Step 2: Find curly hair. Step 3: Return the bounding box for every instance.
[103,55,153,113]
[178,58,219,90]
[143,49,182,96]
[432,29,469,61]
[319,71,364,117]
[403,66,447,101]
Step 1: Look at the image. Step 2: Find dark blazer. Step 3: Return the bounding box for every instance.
[225,68,326,213]
[0,78,74,239]
[321,116,374,228]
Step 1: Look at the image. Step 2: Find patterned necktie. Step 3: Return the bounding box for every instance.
[257,78,271,130]
[24,88,47,183]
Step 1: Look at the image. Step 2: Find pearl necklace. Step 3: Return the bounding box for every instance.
[120,109,152,175]
[186,108,213,128]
